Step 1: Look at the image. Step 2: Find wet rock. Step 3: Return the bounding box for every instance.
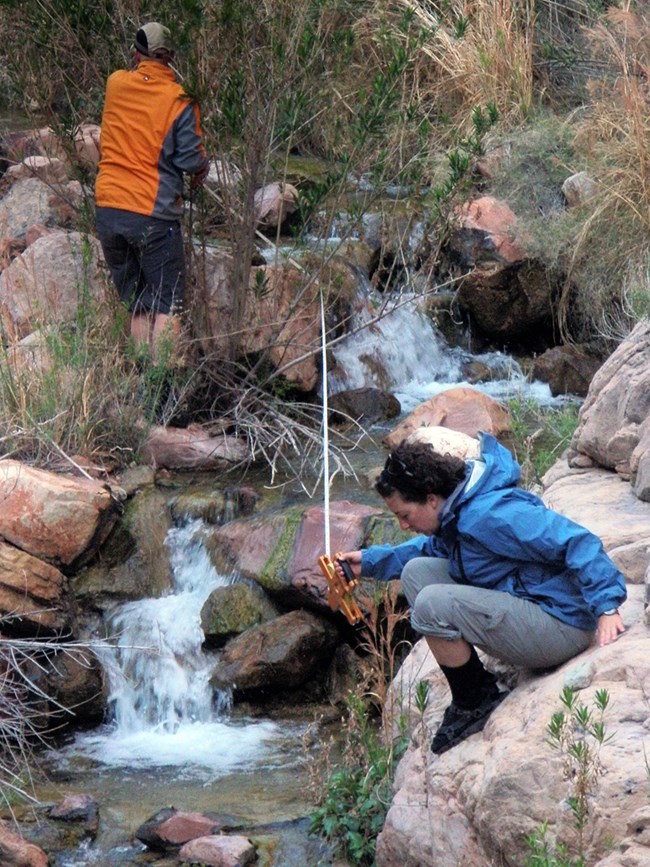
[135,807,242,853]
[206,509,300,594]
[72,486,173,609]
[457,259,557,349]
[206,499,383,611]
[0,820,48,867]
[0,461,120,571]
[169,486,259,525]
[48,793,99,833]
[44,648,105,726]
[329,387,401,425]
[383,386,510,448]
[460,359,494,383]
[179,833,256,866]
[287,501,385,609]
[201,582,281,646]
[531,344,603,397]
[210,609,338,695]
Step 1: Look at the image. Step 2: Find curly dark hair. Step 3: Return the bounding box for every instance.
[375,440,467,503]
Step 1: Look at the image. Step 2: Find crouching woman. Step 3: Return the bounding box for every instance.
[337,432,627,755]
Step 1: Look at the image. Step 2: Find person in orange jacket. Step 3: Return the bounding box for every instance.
[95,22,209,357]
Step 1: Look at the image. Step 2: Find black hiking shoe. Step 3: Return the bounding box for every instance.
[431,683,509,755]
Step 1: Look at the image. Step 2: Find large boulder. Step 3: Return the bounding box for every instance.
[0,230,112,342]
[377,320,650,867]
[378,605,649,867]
[447,196,557,348]
[201,582,280,647]
[570,319,650,488]
[0,177,81,244]
[383,387,510,448]
[205,500,384,610]
[209,609,338,694]
[140,425,248,471]
[0,461,120,570]
[542,463,650,584]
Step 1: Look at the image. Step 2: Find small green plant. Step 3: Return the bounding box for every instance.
[309,692,408,866]
[524,686,611,867]
[506,396,580,486]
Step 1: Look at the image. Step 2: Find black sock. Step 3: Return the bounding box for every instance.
[439,646,497,709]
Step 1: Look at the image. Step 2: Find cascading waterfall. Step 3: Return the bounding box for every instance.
[326,282,557,410]
[65,520,284,775]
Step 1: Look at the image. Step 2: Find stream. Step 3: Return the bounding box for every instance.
[28,269,563,866]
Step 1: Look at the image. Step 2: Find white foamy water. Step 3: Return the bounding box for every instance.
[62,520,288,773]
[72,719,283,774]
[326,290,559,408]
[328,298,463,394]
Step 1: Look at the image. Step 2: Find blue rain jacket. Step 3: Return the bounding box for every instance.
[361,432,627,631]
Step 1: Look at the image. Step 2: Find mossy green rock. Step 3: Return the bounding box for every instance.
[201,583,280,646]
[71,487,173,609]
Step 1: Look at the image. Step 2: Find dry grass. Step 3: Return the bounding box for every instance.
[358,0,535,140]
[0,627,102,819]
[556,5,650,339]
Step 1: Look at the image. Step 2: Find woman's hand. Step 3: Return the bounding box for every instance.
[597,611,625,646]
[334,551,362,579]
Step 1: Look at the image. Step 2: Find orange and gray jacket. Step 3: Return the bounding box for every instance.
[95,60,208,221]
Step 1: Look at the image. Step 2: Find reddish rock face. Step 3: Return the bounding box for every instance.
[383,386,511,449]
[179,834,256,867]
[140,424,248,471]
[0,541,75,633]
[0,461,120,569]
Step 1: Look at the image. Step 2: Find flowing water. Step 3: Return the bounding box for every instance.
[42,521,329,865]
[38,268,561,865]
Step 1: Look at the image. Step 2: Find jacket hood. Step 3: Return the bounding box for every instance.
[440,432,520,524]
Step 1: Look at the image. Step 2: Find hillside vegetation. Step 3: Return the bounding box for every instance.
[0,0,649,474]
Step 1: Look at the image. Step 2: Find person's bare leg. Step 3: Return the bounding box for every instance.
[130,312,154,351]
[426,636,471,667]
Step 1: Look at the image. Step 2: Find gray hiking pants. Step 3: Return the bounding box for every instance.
[401,557,594,669]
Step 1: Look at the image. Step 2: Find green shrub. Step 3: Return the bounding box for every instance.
[309,693,408,865]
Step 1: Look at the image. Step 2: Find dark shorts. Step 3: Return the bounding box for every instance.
[95,207,185,315]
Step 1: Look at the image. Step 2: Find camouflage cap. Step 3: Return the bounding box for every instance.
[134,22,173,58]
